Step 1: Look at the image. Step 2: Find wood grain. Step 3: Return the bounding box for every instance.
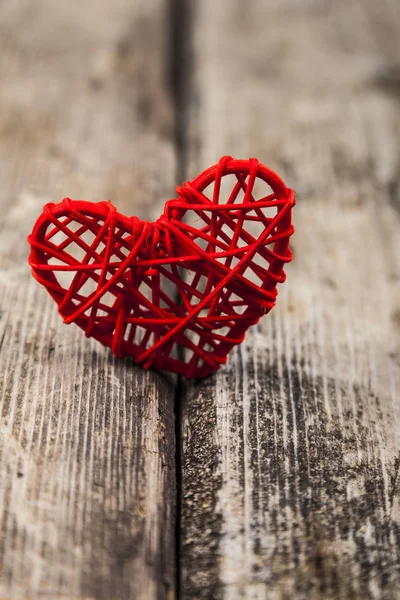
[180,0,400,598]
[0,1,177,598]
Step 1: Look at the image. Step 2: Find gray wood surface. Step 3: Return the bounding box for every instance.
[180,0,400,598]
[0,1,177,599]
[2,0,400,599]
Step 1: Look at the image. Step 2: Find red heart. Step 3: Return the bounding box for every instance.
[28,156,295,379]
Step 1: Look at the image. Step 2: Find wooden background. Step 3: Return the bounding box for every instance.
[0,0,400,598]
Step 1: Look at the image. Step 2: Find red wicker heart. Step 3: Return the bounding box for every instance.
[28,156,295,379]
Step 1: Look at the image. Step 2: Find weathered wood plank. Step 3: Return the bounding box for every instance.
[0,1,177,598]
[181,0,400,598]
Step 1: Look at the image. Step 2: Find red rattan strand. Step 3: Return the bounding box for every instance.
[28,156,295,379]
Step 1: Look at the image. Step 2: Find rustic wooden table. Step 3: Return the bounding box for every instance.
[0,1,399,599]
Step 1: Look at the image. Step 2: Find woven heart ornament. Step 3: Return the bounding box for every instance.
[28,156,295,379]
